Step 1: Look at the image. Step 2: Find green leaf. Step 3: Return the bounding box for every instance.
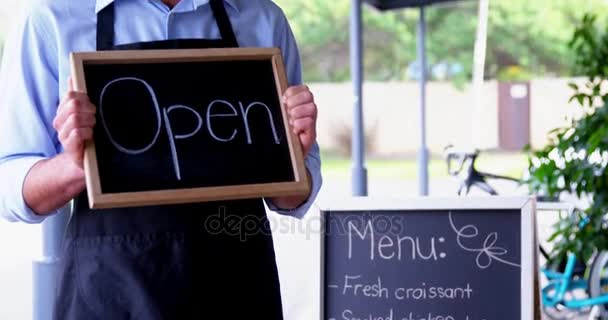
[576,93,586,106]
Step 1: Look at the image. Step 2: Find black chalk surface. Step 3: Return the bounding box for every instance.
[83,59,294,194]
[323,209,523,320]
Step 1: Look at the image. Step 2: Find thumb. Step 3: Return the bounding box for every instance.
[299,131,314,157]
[68,77,75,91]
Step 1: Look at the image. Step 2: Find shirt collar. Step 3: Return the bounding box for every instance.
[95,0,240,14]
[95,0,114,13]
[194,0,239,12]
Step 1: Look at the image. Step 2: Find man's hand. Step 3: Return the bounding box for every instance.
[283,84,317,157]
[52,79,97,168]
[23,79,97,215]
[269,85,318,211]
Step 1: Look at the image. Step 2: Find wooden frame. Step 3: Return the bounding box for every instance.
[71,48,309,209]
[318,196,538,320]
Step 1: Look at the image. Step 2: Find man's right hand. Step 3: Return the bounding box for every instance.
[52,79,97,168]
[23,79,97,215]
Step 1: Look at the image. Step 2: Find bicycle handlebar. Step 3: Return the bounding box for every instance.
[444,145,521,184]
[444,145,479,177]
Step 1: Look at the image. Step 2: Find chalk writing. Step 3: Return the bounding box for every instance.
[338,309,487,320]
[98,77,282,180]
[334,276,473,301]
[448,212,520,269]
[99,77,162,155]
[347,220,445,262]
[163,105,202,181]
[324,210,523,320]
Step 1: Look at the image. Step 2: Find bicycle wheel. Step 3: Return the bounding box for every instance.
[543,301,592,320]
[589,250,608,319]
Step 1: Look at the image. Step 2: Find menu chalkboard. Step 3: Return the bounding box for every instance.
[71,48,309,209]
[364,0,466,10]
[321,197,536,320]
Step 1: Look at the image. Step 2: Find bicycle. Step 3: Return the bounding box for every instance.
[444,145,608,320]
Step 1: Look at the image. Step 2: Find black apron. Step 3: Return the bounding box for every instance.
[53,1,284,319]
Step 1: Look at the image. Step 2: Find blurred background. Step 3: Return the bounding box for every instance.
[1,0,608,319]
[272,0,608,181]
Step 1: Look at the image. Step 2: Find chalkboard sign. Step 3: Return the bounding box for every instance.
[364,0,470,11]
[320,197,536,320]
[70,48,309,209]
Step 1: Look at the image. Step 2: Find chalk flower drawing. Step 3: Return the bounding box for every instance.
[448,212,520,269]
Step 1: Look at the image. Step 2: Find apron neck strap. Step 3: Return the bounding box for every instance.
[209,0,238,47]
[96,0,239,51]
[97,3,115,50]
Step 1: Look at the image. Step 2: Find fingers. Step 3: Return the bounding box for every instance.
[288,103,317,120]
[63,128,93,153]
[284,87,317,127]
[53,80,97,166]
[298,130,316,156]
[292,117,316,156]
[283,84,310,99]
[57,113,96,142]
[53,92,96,130]
[284,85,314,108]
[291,117,315,135]
[283,85,318,157]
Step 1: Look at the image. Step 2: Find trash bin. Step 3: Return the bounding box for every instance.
[498,81,530,151]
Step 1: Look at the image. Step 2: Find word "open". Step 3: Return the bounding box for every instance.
[99,77,282,181]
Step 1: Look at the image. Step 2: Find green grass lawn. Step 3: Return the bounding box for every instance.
[320,152,530,181]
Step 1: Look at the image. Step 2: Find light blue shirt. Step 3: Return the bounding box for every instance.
[0,0,322,223]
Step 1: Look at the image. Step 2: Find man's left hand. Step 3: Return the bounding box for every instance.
[269,85,317,211]
[283,85,317,157]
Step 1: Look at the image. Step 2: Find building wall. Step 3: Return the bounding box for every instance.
[312,78,582,156]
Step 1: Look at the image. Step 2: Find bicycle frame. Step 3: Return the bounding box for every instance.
[444,147,608,315]
[445,148,519,196]
[542,254,608,309]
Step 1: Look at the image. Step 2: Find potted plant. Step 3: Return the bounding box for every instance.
[527,13,608,264]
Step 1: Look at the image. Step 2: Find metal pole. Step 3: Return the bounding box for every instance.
[33,207,69,320]
[417,6,429,196]
[472,0,490,149]
[351,0,367,196]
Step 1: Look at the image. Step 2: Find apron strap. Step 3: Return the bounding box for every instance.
[209,0,239,47]
[96,1,239,51]
[97,3,115,51]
